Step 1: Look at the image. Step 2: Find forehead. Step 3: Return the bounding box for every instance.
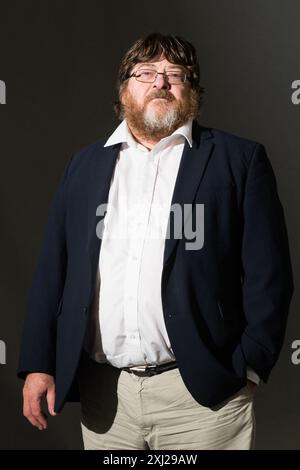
[135,57,184,69]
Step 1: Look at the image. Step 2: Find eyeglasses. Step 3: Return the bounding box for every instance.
[128,68,190,85]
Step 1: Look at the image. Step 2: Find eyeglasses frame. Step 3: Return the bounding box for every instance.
[127,68,191,85]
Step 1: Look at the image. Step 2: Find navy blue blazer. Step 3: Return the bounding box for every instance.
[18,121,294,412]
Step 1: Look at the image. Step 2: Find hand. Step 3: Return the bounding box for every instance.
[23,372,57,430]
[247,379,257,393]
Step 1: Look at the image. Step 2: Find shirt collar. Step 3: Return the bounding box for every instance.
[104,118,193,149]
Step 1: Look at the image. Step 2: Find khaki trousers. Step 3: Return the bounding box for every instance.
[77,355,255,450]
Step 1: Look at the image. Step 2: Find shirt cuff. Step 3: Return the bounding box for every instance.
[246,367,260,385]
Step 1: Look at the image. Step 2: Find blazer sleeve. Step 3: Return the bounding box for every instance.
[240,143,294,382]
[17,155,74,379]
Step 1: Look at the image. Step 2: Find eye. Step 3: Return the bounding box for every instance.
[167,71,185,80]
[138,70,155,78]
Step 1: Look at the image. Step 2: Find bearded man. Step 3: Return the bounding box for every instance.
[18,33,293,450]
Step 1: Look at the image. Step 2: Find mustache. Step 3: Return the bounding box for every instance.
[146,90,175,103]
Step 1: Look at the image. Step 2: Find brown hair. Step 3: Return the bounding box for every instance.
[114,32,205,119]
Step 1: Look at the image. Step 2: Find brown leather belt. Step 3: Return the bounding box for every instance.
[122,361,177,377]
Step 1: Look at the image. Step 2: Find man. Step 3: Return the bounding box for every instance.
[18,33,294,450]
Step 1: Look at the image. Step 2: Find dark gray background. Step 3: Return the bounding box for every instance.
[0,0,299,449]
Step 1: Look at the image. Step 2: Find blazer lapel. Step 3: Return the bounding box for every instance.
[87,143,121,271]
[163,122,214,266]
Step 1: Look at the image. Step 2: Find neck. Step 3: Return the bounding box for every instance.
[127,124,177,151]
[129,128,159,151]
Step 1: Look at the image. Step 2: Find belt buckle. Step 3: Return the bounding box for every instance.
[129,365,157,377]
[144,366,157,377]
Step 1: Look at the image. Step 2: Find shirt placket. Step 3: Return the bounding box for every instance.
[123,148,160,358]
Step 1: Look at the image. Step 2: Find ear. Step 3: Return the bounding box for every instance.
[119,83,128,105]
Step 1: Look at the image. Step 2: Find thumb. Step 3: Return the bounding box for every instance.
[46,384,57,416]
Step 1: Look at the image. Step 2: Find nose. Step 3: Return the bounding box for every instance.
[153,72,170,90]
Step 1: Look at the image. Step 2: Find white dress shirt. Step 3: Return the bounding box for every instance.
[84,118,192,368]
[84,118,259,384]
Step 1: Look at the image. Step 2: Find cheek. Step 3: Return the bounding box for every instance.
[137,86,151,104]
[174,86,191,102]
[135,93,146,106]
[127,86,146,107]
[178,90,190,102]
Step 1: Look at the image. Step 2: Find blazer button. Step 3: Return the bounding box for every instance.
[168,313,172,318]
[83,307,88,315]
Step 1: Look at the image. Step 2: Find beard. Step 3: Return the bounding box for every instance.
[121,87,199,142]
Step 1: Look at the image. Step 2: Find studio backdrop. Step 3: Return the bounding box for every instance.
[0,0,299,450]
